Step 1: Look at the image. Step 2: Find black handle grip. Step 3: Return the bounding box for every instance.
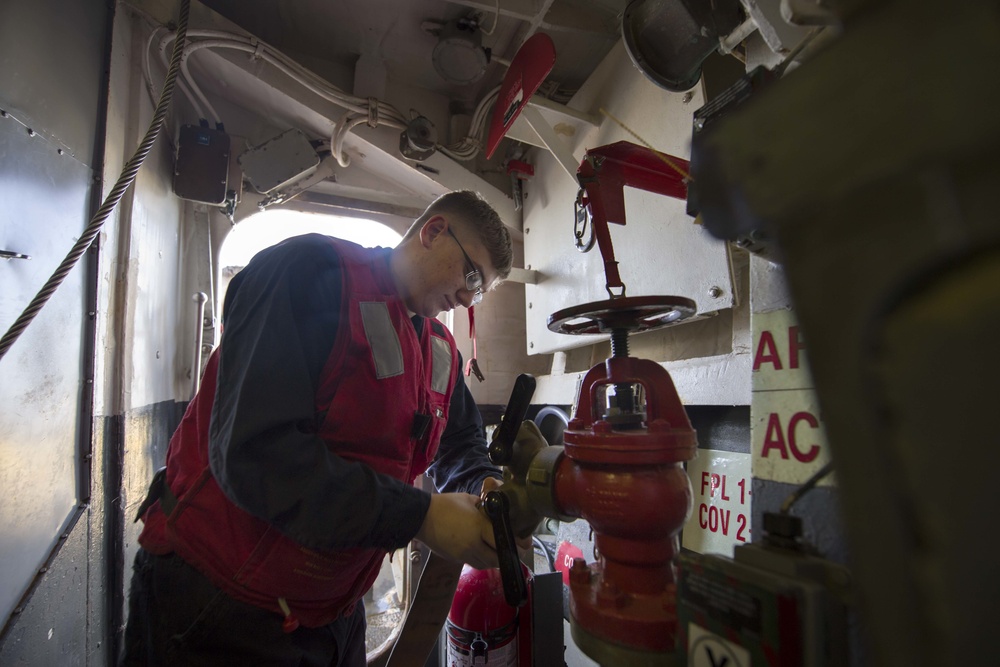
[483,490,527,607]
[489,374,536,465]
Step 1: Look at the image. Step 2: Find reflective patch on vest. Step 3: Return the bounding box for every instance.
[360,302,404,379]
[430,335,452,394]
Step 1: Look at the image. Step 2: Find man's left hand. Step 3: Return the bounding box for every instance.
[478,477,533,552]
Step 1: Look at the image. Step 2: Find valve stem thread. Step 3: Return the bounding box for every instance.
[610,329,629,358]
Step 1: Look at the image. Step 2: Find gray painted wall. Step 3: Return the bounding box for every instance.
[0,1,199,664]
[0,0,112,663]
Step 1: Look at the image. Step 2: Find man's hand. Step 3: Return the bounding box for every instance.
[479,477,533,552]
[415,493,499,570]
[480,476,502,499]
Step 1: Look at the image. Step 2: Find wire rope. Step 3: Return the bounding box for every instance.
[0,0,192,362]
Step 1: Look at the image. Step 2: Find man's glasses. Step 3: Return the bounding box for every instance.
[446,227,484,306]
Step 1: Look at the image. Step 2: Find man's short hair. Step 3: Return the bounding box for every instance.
[408,191,513,281]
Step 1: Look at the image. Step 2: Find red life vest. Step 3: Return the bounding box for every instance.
[138,238,459,627]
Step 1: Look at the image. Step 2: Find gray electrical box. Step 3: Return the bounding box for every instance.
[238,128,320,195]
[174,125,231,205]
[677,541,852,666]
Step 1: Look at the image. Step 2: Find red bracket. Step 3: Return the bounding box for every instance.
[506,159,534,178]
[577,142,690,296]
[485,33,556,159]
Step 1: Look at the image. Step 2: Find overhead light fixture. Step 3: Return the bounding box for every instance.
[432,19,490,85]
[399,116,438,161]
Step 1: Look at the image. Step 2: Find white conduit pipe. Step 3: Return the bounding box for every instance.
[159,30,495,162]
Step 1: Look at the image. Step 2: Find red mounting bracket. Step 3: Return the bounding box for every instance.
[577,142,691,296]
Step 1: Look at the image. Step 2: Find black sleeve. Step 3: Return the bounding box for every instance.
[425,351,502,495]
[208,234,430,552]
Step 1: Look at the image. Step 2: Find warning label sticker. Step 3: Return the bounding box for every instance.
[688,623,751,667]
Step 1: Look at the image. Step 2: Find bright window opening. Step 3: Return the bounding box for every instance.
[219,209,402,308]
[219,208,455,333]
[220,209,401,267]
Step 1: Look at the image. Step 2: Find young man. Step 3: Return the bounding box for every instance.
[123,191,513,665]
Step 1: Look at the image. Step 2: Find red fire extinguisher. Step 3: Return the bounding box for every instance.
[446,565,526,666]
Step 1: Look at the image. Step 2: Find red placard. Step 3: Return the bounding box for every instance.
[485,33,556,159]
[554,540,585,586]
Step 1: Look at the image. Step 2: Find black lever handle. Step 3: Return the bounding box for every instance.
[483,490,527,607]
[482,374,536,607]
[489,373,536,466]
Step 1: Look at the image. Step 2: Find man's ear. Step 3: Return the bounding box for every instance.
[418,215,447,249]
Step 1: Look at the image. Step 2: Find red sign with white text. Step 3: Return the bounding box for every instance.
[554,540,586,586]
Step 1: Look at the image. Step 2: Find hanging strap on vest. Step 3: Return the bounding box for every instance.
[134,467,179,522]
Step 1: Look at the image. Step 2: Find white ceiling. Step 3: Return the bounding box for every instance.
[128,0,636,225]
[199,0,628,104]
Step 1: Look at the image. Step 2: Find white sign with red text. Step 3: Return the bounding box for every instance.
[752,309,814,392]
[682,450,752,556]
[752,391,832,484]
[751,309,834,486]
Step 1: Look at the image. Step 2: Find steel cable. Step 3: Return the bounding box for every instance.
[0,0,191,363]
[780,461,835,513]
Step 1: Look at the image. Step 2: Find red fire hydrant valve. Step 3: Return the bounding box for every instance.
[555,356,696,656]
[544,295,699,662]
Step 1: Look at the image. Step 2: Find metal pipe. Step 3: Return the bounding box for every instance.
[192,292,208,397]
[719,16,758,54]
